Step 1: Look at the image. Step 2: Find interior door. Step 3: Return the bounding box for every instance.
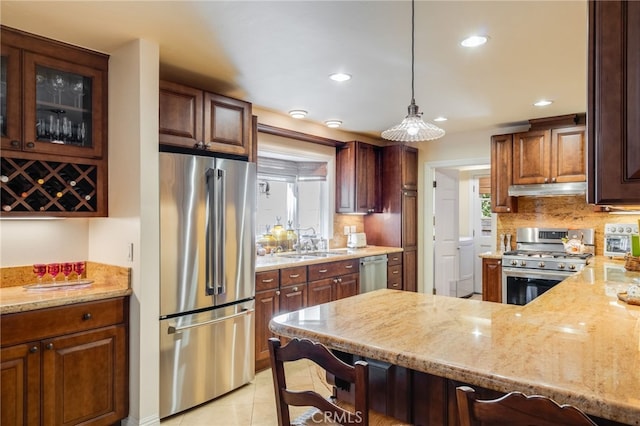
[473,174,493,293]
[434,169,459,297]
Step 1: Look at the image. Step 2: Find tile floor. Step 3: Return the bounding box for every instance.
[160,360,330,426]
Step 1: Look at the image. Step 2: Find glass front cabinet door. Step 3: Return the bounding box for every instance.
[0,47,105,159]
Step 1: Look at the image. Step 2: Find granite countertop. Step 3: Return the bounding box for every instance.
[0,262,132,314]
[478,251,503,259]
[256,245,403,272]
[270,256,640,425]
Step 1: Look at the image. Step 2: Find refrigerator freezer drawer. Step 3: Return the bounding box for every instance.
[159,301,255,418]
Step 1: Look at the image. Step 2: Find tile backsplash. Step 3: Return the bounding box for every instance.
[497,196,640,255]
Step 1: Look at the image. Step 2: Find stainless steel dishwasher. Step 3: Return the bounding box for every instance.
[359,254,388,293]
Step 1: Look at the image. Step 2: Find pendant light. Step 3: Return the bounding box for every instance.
[382,0,445,142]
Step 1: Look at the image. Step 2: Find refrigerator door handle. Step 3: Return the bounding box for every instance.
[205,168,223,295]
[167,308,254,334]
[216,168,226,295]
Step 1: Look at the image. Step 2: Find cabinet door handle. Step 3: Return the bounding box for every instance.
[275,290,281,296]
[392,270,399,275]
[292,286,298,292]
[333,278,338,283]
[261,278,274,283]
[289,274,300,278]
[83,313,92,320]
[10,140,20,147]
[551,177,557,183]
[45,343,53,350]
[319,269,328,273]
[337,278,342,283]
[506,208,511,212]
[391,283,399,288]
[29,345,39,353]
[25,141,35,149]
[544,177,549,183]
[344,265,353,269]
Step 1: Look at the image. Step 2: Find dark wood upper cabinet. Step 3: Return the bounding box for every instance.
[1,27,107,160]
[159,80,252,157]
[336,141,380,214]
[0,26,108,217]
[587,0,640,204]
[513,127,586,185]
[490,134,517,213]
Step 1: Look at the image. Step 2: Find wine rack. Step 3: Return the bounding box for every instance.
[1,156,98,214]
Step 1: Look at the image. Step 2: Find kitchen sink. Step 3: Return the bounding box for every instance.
[277,251,346,260]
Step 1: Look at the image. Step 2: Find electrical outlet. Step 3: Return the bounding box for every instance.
[127,243,134,262]
[350,225,356,233]
[343,226,350,235]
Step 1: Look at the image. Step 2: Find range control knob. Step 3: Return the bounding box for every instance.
[618,226,624,233]
[568,264,576,270]
[538,262,545,268]
[510,260,518,266]
[626,227,632,233]
[558,263,566,269]
[520,260,527,266]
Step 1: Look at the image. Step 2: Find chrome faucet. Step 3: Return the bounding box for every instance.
[295,226,317,253]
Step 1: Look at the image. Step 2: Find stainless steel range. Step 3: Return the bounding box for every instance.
[502,227,594,305]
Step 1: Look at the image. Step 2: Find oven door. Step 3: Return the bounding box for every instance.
[604,235,631,257]
[502,267,572,305]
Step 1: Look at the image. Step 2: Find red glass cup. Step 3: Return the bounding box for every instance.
[61,262,73,281]
[73,261,85,281]
[33,264,47,283]
[48,263,61,283]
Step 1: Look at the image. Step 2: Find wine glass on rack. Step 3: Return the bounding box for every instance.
[50,74,66,105]
[48,263,61,284]
[71,80,84,108]
[33,264,47,284]
[73,261,86,281]
[62,262,73,282]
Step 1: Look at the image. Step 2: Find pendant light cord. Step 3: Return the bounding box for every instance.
[411,0,415,104]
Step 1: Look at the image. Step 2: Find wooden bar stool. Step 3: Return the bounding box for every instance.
[268,337,409,426]
[456,385,598,426]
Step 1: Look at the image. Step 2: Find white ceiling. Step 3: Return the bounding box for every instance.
[1,1,588,139]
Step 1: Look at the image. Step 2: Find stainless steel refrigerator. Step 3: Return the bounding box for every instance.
[159,149,256,419]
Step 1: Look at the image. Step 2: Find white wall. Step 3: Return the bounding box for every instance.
[0,218,89,266]
[88,39,160,426]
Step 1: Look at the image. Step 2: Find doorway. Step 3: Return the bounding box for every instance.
[424,159,495,296]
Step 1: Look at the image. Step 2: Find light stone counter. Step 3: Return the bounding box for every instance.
[478,251,503,259]
[270,256,640,425]
[0,262,131,314]
[256,245,403,272]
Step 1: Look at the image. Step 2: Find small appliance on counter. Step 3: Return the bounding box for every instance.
[347,232,367,248]
[604,223,639,258]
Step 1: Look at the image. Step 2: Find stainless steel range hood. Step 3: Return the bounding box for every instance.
[508,182,587,197]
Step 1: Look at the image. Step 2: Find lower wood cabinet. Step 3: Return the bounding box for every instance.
[387,252,403,290]
[255,259,359,371]
[481,258,502,302]
[0,297,129,425]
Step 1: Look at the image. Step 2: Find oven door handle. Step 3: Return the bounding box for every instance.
[502,267,572,280]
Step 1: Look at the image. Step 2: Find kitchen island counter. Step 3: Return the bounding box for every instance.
[270,257,640,425]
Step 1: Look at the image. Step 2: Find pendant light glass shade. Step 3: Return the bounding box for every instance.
[382,0,444,142]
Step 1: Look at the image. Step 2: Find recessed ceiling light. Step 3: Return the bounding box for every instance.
[533,100,553,107]
[460,35,488,48]
[329,73,352,82]
[433,116,448,122]
[325,120,342,128]
[288,110,308,119]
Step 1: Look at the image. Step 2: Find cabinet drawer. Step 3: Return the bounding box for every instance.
[387,253,403,266]
[308,259,359,281]
[280,266,307,286]
[1,298,125,347]
[388,264,403,290]
[256,270,279,291]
